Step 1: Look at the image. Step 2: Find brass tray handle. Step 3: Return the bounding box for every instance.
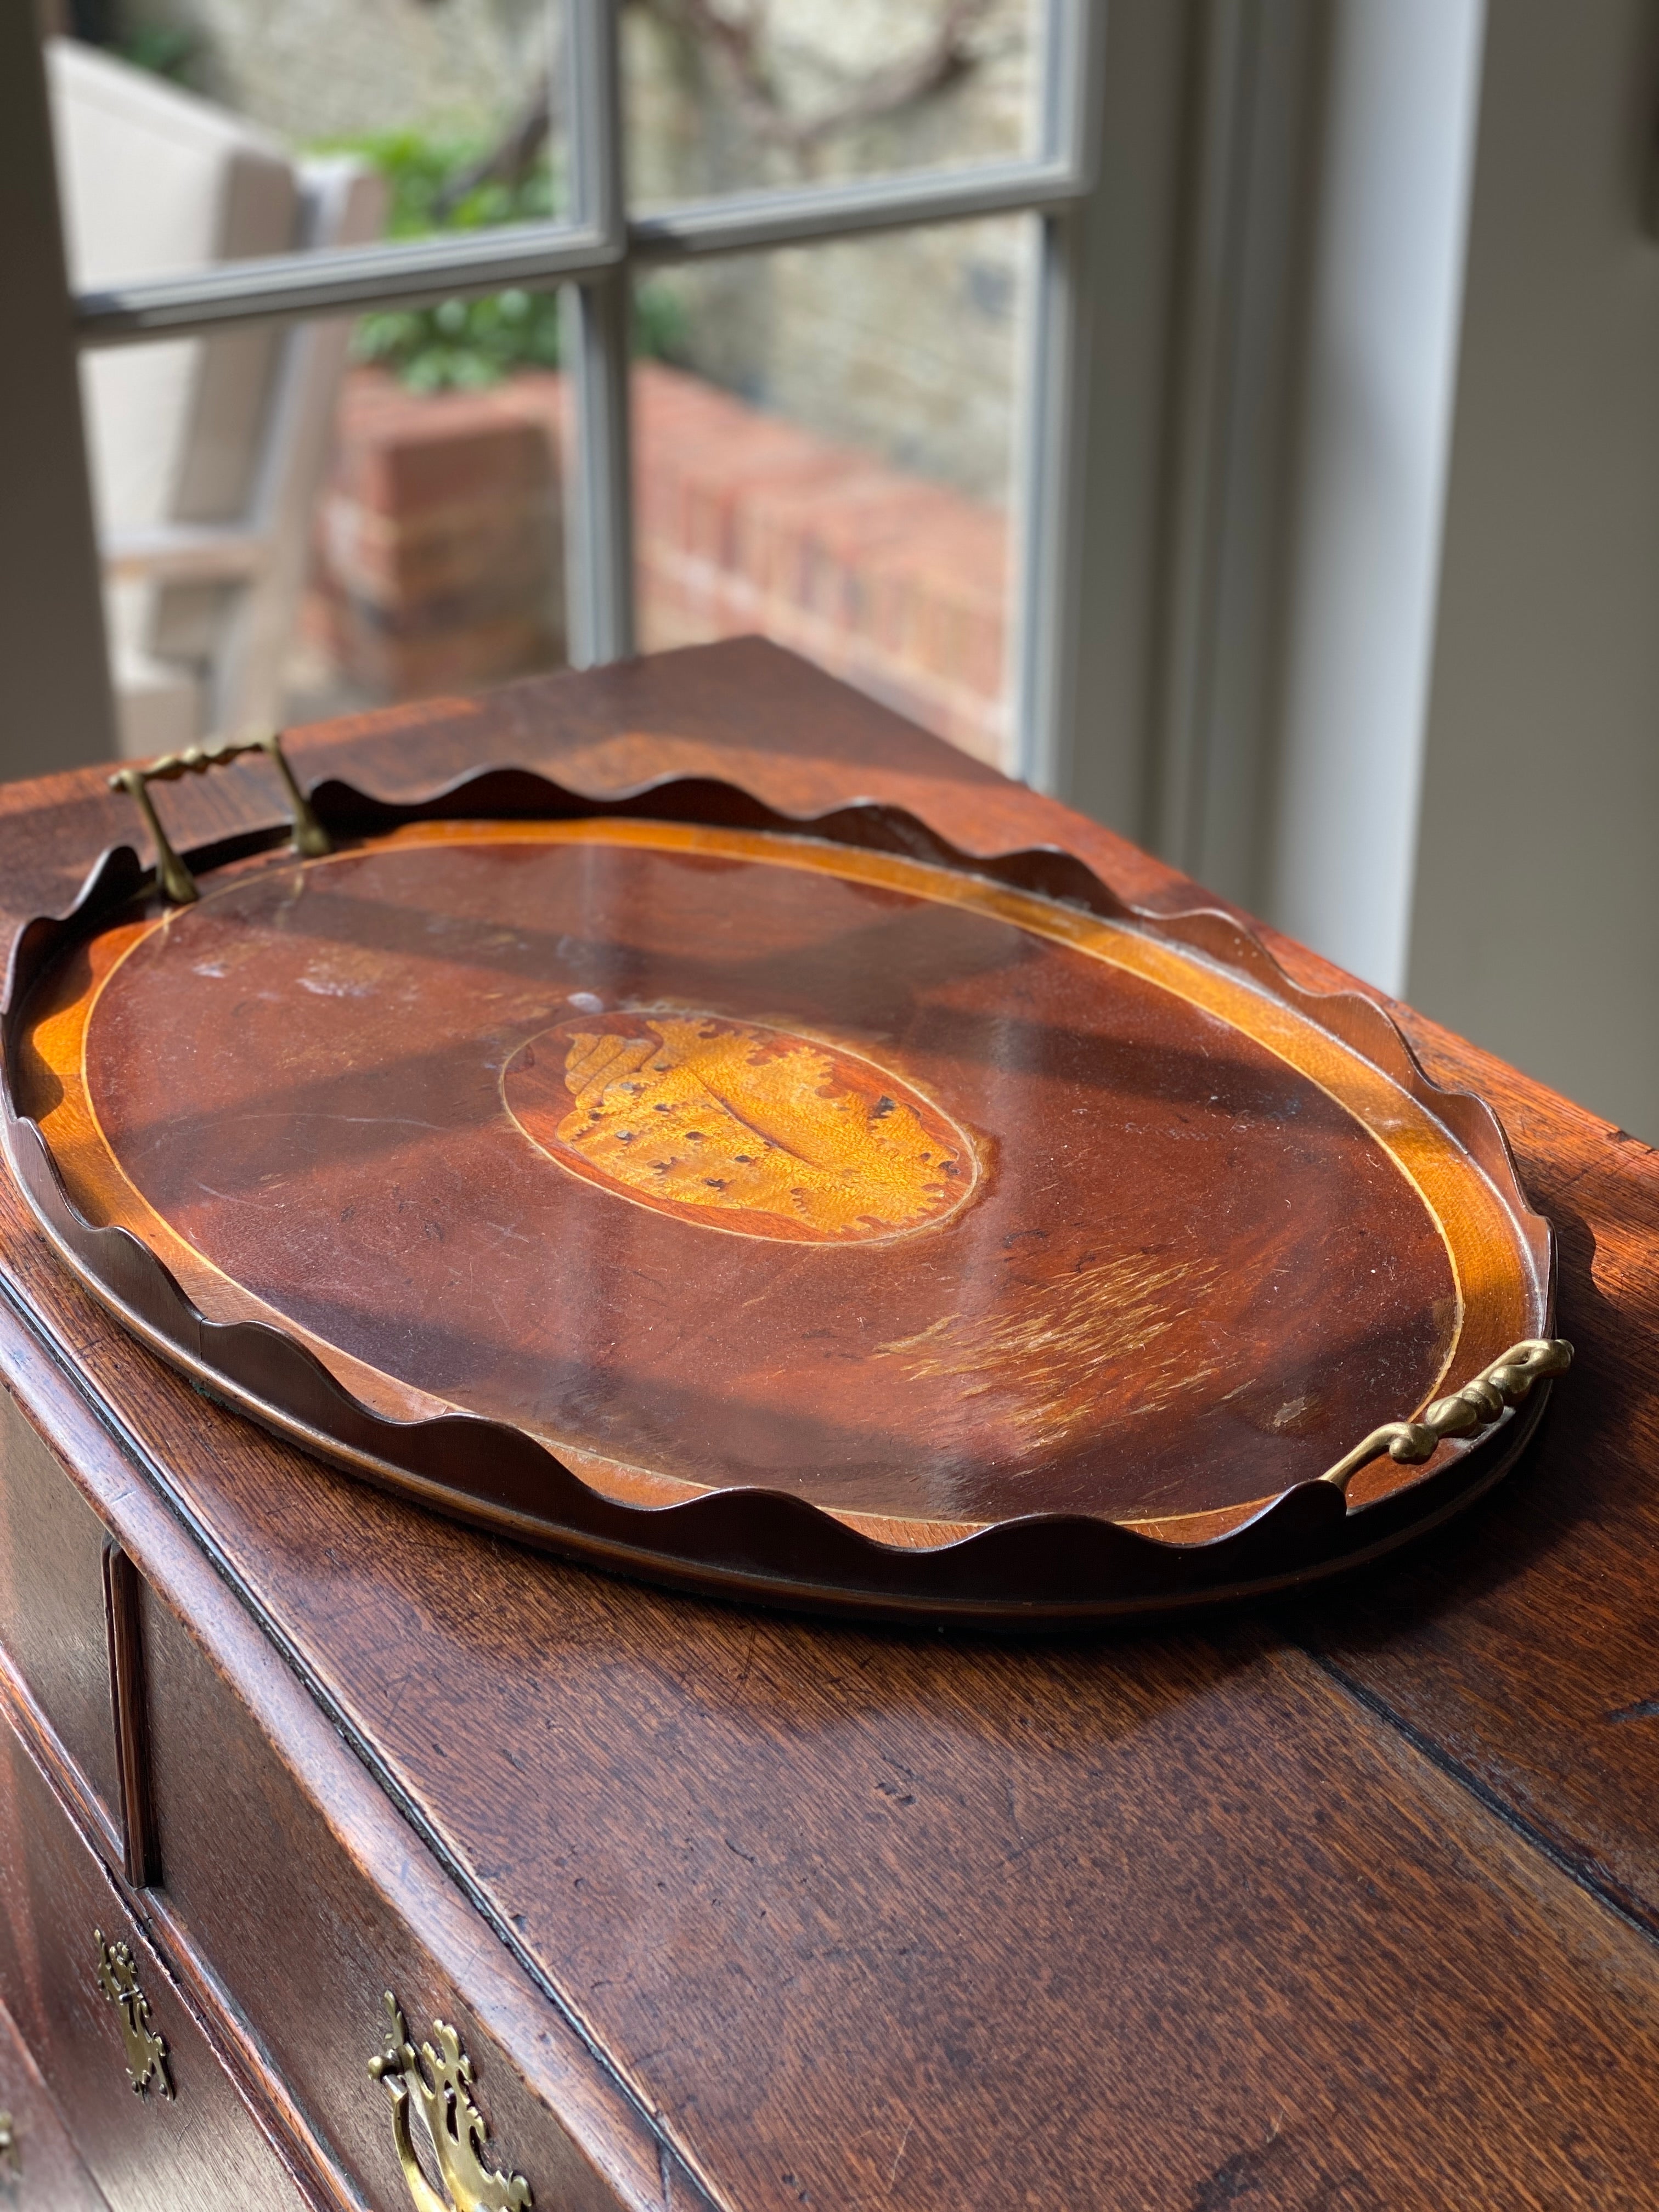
[108,730,332,907]
[369,1992,533,2212]
[1321,1337,1573,1495]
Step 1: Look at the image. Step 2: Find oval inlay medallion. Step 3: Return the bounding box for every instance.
[502,1011,978,1242]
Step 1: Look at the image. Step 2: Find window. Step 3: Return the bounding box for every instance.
[9,0,1103,790]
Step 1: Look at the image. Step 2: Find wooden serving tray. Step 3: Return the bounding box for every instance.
[0,751,1567,1623]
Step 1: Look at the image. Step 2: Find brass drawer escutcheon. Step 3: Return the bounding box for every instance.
[369,1992,532,2212]
[93,1928,173,2098]
[0,2107,16,2181]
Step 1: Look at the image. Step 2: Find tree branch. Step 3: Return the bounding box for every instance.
[432,0,995,218]
[655,0,995,153]
[432,67,554,216]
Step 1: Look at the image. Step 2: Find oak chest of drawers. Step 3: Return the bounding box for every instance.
[2,640,1657,2211]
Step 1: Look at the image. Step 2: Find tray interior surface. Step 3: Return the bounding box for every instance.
[15,817,1539,1541]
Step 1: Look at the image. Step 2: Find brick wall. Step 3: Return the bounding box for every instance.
[309,364,1009,768]
[630,365,1009,767]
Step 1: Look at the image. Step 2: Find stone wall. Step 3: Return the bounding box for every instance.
[122,0,547,144]
[666,218,1025,508]
[623,0,1034,503]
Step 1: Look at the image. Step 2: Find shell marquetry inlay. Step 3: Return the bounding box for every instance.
[503,1012,977,1243]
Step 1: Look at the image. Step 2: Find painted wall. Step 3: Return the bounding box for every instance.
[1406,0,1659,1138]
[1264,0,1487,995]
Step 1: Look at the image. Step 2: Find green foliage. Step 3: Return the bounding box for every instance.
[354,290,562,395]
[324,129,685,392]
[343,127,560,239]
[116,23,203,86]
[634,282,691,369]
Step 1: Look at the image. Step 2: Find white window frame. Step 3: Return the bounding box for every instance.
[4,0,1107,791]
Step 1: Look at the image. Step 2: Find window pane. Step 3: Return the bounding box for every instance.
[48,2,569,295]
[633,223,1026,768]
[624,0,1043,208]
[85,289,573,757]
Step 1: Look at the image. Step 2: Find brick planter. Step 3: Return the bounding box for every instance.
[314,372,566,698]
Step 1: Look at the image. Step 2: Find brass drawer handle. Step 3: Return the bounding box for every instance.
[93,1929,173,2099]
[0,2106,17,2179]
[108,728,332,907]
[369,1993,532,2212]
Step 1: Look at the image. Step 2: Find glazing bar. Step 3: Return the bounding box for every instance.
[74,223,620,347]
[630,156,1085,262]
[74,162,1086,345]
[1012,0,1109,793]
[561,0,635,665]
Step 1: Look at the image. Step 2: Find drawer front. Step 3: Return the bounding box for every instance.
[0,1389,119,1823]
[138,1589,622,2212]
[0,1989,109,2212]
[0,1703,310,2212]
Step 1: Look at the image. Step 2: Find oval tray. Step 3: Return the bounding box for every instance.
[0,760,1567,1624]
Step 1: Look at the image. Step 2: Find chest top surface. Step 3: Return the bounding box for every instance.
[2,639,1657,2211]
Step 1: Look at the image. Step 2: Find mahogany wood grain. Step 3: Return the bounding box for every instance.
[20,815,1524,1533]
[0,641,1654,2207]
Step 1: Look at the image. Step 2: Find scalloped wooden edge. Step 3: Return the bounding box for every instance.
[0,767,1560,1625]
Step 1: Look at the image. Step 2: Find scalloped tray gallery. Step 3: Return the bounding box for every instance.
[0,751,1568,1625]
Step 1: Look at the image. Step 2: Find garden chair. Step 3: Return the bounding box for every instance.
[48,40,385,757]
